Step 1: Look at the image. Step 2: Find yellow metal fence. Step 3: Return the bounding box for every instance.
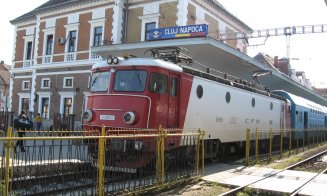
[0,127,205,195]
[245,128,327,165]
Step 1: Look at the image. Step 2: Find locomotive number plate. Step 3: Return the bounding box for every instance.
[100,115,115,121]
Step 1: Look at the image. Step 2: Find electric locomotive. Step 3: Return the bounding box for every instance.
[83,47,294,168]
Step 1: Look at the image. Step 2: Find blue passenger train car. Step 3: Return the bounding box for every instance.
[272,90,327,139]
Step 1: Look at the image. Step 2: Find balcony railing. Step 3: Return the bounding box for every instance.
[65,53,76,62]
[23,60,33,67]
[90,52,101,60]
[42,55,52,64]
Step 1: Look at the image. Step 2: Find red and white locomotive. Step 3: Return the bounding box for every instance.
[83,47,290,164]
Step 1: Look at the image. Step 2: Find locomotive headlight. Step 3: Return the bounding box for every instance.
[112,57,119,64]
[123,111,135,124]
[134,141,143,151]
[83,110,93,121]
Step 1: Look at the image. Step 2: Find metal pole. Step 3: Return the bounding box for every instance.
[161,128,166,184]
[201,130,205,177]
[269,128,272,161]
[255,128,258,163]
[4,127,12,196]
[196,129,200,176]
[280,129,283,158]
[289,129,292,157]
[97,126,105,196]
[156,127,161,184]
[245,129,250,166]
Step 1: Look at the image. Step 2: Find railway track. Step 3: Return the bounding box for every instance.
[220,149,327,195]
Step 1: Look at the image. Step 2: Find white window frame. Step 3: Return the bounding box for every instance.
[88,18,105,59]
[63,77,74,88]
[22,80,30,90]
[58,92,74,115]
[42,28,55,63]
[64,24,79,52]
[37,92,51,119]
[41,78,51,89]
[23,35,34,66]
[64,23,79,61]
[139,14,160,42]
[89,19,105,47]
[17,93,30,115]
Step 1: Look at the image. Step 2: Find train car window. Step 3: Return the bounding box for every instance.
[225,92,231,103]
[196,85,203,99]
[270,102,273,110]
[149,73,168,94]
[251,98,255,108]
[114,70,147,92]
[170,77,178,96]
[90,71,110,92]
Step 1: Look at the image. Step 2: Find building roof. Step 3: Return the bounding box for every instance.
[11,0,252,32]
[253,53,291,76]
[11,0,93,24]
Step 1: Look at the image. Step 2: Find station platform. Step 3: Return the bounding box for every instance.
[203,163,327,195]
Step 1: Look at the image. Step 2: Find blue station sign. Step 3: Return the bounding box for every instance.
[147,24,208,41]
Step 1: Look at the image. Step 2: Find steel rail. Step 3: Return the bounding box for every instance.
[220,149,327,196]
[290,167,327,196]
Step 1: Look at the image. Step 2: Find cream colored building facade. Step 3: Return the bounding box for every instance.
[10,0,251,125]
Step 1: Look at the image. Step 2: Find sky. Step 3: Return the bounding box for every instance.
[0,0,48,64]
[1,0,327,87]
[219,0,327,87]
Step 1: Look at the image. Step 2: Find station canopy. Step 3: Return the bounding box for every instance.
[92,36,327,107]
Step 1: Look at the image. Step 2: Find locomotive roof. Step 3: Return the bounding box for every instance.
[273,90,325,113]
[92,58,183,72]
[92,56,284,100]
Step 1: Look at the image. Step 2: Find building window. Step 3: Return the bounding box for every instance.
[63,97,73,117]
[41,78,50,89]
[22,81,30,90]
[41,97,50,119]
[93,26,103,46]
[64,77,73,88]
[21,98,29,114]
[68,30,77,52]
[145,22,156,41]
[26,42,33,60]
[46,34,53,55]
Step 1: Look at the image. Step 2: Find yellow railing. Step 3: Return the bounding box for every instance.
[0,126,205,195]
[245,128,327,165]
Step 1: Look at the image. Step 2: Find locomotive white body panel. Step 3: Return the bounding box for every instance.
[183,76,284,142]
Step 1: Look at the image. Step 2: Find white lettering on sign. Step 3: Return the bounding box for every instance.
[100,115,115,121]
[164,25,204,35]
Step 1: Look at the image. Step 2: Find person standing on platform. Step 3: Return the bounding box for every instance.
[14,111,33,152]
[34,113,43,132]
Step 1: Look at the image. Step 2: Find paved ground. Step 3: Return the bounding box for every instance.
[159,144,327,195]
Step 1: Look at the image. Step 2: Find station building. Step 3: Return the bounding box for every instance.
[9,0,251,127]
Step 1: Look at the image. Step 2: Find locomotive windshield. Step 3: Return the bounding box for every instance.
[90,71,110,92]
[114,70,147,92]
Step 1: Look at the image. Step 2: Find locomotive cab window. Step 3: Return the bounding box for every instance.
[90,71,110,92]
[149,73,168,94]
[114,70,147,92]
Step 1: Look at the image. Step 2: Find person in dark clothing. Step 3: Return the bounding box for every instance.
[14,111,33,152]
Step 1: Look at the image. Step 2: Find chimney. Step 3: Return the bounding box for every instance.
[273,56,278,68]
[0,61,4,65]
